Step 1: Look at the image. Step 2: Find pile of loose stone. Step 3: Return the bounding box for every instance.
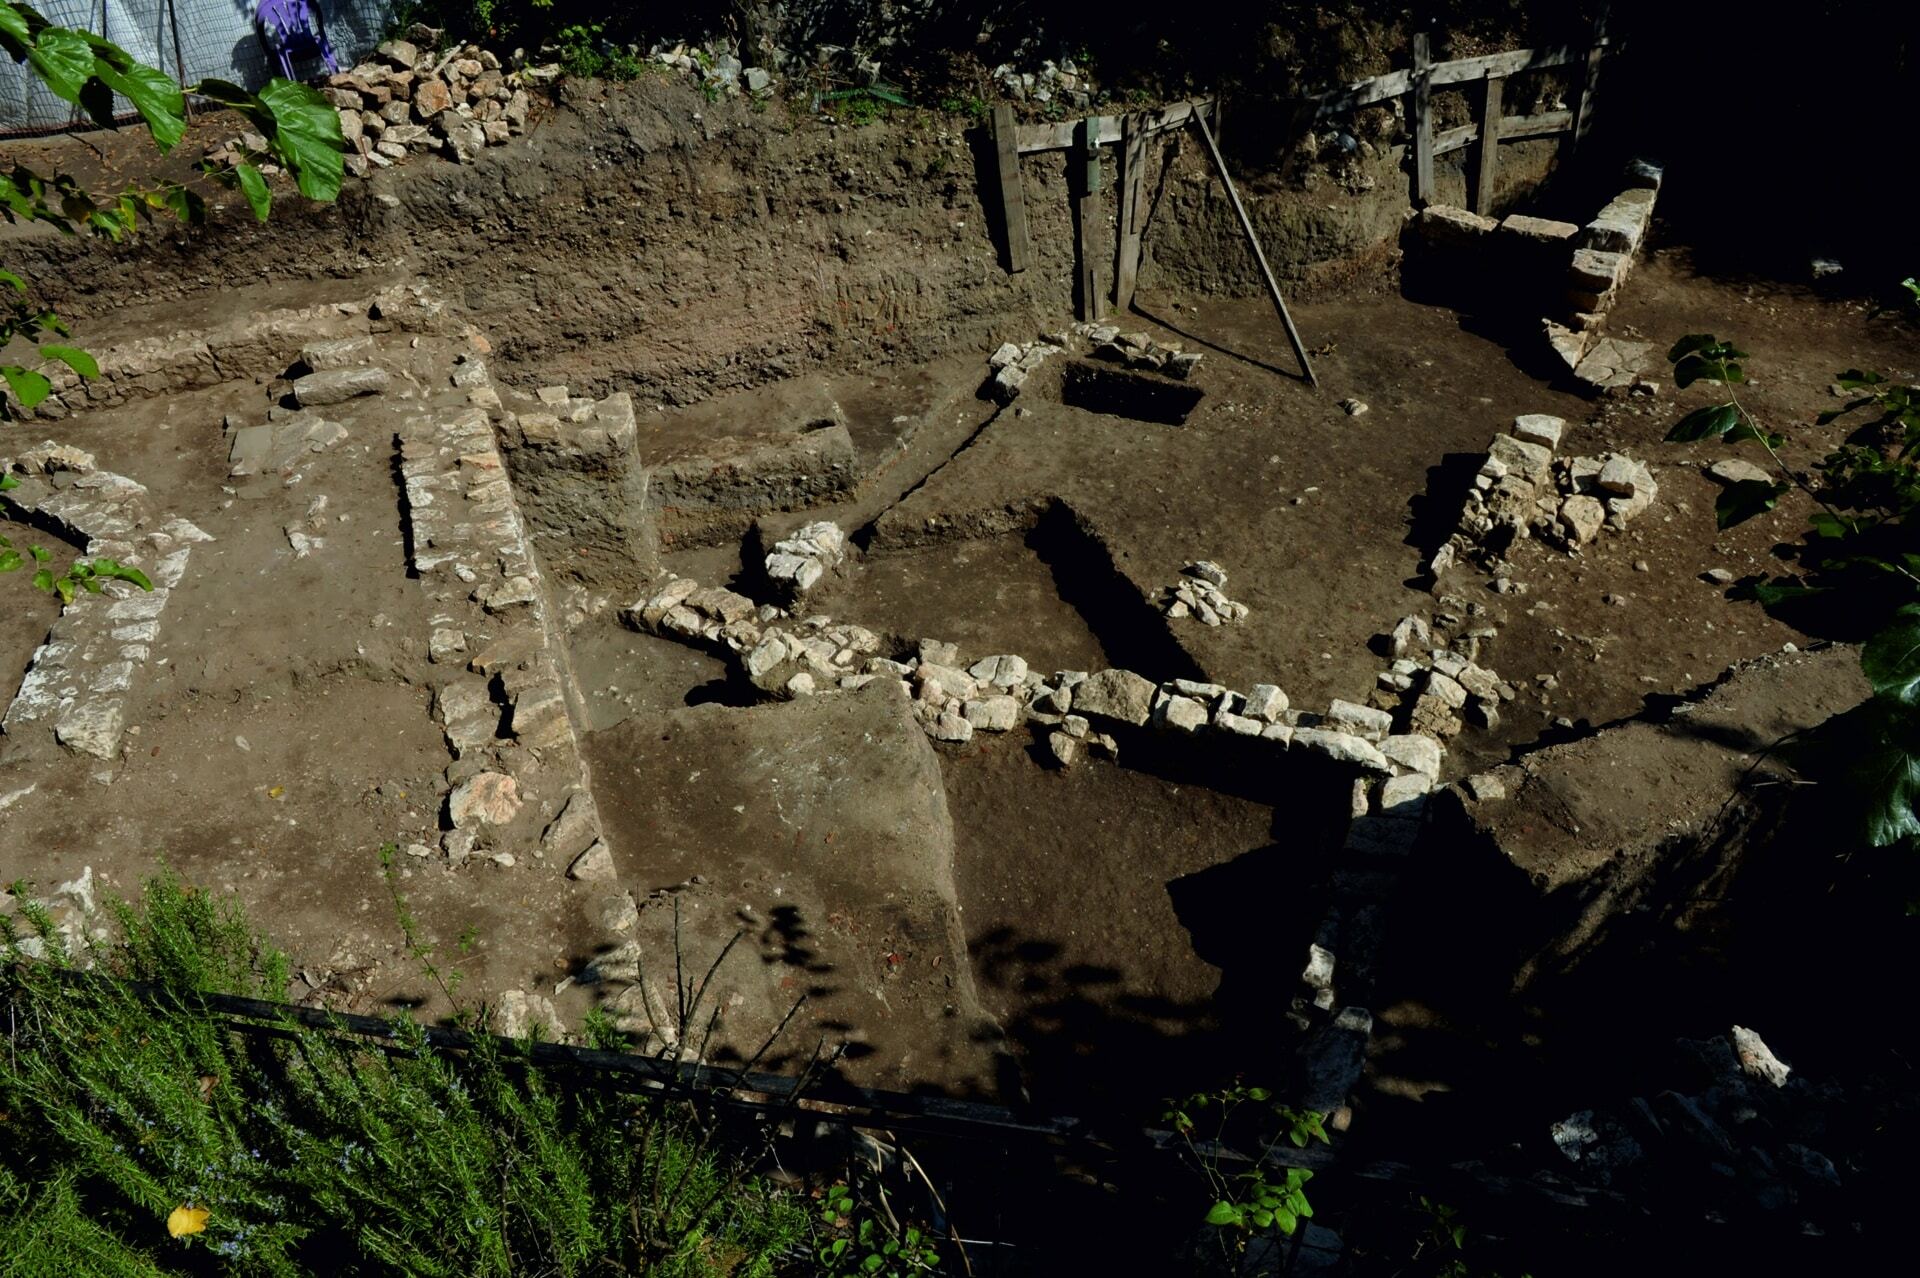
[322,38,539,175]
[990,57,1095,109]
[764,520,850,600]
[1431,413,1659,576]
[647,41,777,97]
[987,322,1201,403]
[987,335,1067,403]
[1163,559,1248,625]
[1085,324,1203,378]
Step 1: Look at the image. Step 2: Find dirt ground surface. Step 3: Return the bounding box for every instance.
[3,84,1914,1135]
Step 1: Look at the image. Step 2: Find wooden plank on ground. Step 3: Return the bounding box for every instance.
[1474,75,1504,213]
[1112,113,1148,312]
[1410,33,1435,206]
[990,103,1031,273]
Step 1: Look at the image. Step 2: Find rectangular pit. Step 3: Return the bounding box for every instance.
[1060,361,1205,425]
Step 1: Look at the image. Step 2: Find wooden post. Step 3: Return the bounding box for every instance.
[1474,75,1504,214]
[1571,4,1609,150]
[1112,113,1148,312]
[1410,32,1435,206]
[1187,110,1317,388]
[990,103,1031,273]
[1072,118,1107,322]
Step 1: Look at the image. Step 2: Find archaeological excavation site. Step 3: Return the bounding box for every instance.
[1,2,1913,1274]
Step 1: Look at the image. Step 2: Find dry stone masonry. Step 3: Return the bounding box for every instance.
[0,446,209,763]
[395,353,602,877]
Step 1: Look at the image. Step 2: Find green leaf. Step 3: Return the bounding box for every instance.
[31,567,53,592]
[1667,403,1740,442]
[1863,607,1920,705]
[0,549,20,572]
[30,544,49,561]
[91,57,186,153]
[257,79,345,203]
[1807,512,1852,539]
[1274,1206,1298,1235]
[1845,699,1920,846]
[25,27,93,104]
[1750,581,1826,606]
[234,162,272,223]
[0,267,24,291]
[0,471,18,491]
[1667,334,1719,363]
[1836,369,1886,390]
[54,575,75,605]
[1204,1202,1242,1227]
[1715,479,1786,530]
[1672,353,1716,389]
[1,365,53,408]
[38,344,97,379]
[0,4,32,54]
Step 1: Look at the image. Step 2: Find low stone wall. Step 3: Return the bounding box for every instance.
[0,446,209,763]
[1411,158,1666,394]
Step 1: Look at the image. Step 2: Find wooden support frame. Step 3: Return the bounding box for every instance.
[1571,4,1610,151]
[1072,117,1107,322]
[1410,33,1435,207]
[1288,22,1614,207]
[1187,110,1317,388]
[990,103,1032,273]
[1112,113,1150,312]
[1473,74,1504,214]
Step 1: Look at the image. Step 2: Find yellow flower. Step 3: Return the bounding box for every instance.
[166,1205,209,1238]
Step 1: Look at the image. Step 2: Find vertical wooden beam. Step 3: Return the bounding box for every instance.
[1571,3,1609,151]
[1112,113,1148,312]
[1188,110,1317,388]
[990,103,1031,274]
[1410,32,1435,207]
[1474,74,1504,214]
[1072,118,1107,322]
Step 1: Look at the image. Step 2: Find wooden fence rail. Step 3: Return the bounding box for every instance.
[1293,5,1612,211]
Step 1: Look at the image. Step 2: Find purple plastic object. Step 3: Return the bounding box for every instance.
[256,0,338,79]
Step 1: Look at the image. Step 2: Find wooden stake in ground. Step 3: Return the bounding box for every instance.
[989,103,1031,273]
[1072,117,1108,322]
[1187,109,1317,388]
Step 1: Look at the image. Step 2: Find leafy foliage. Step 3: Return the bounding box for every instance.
[814,1183,942,1277]
[1164,1083,1328,1262]
[0,870,812,1276]
[1663,308,1920,848]
[0,1,343,420]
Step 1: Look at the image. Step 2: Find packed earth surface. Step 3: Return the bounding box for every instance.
[2,60,1913,1235]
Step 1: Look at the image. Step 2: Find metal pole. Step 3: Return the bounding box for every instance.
[1188,108,1318,388]
[166,0,192,119]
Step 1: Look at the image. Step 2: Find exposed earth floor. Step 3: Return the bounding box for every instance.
[2,226,1911,1153]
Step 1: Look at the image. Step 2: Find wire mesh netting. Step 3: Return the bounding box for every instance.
[1,1,396,135]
